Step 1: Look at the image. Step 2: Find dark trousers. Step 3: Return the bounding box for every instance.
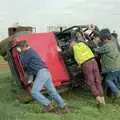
[104,71,120,96]
[82,59,104,97]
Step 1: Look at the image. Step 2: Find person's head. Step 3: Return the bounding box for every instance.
[99,28,112,43]
[16,40,30,52]
[75,30,84,42]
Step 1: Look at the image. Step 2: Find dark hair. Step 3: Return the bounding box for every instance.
[16,40,29,47]
[100,28,111,40]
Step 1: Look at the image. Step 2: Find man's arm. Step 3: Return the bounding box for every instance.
[94,44,109,54]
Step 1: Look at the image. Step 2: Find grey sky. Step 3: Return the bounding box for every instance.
[0,0,120,37]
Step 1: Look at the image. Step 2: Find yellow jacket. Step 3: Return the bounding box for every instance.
[72,42,94,65]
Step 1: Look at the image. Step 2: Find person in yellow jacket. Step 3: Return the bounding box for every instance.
[70,31,105,105]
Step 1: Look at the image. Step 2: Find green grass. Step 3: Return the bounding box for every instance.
[0,56,4,62]
[0,66,120,120]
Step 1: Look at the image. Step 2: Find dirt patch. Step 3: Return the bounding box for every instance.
[0,62,8,68]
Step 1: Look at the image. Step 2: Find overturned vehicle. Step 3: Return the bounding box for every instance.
[0,25,101,94]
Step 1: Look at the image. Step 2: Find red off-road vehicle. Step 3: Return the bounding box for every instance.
[0,25,99,93]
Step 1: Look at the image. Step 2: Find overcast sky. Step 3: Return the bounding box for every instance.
[0,0,120,37]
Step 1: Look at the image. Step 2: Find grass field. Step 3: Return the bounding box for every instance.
[0,60,120,120]
[0,56,4,61]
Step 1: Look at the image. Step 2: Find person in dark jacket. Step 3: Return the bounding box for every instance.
[16,40,69,113]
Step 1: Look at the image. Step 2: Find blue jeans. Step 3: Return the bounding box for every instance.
[104,71,120,95]
[31,68,65,108]
[112,71,120,89]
